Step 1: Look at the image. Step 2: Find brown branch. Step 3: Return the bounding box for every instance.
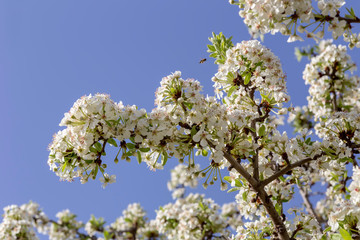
[222,151,258,187]
[35,215,140,240]
[338,15,360,24]
[298,186,324,232]
[95,139,108,166]
[251,105,271,181]
[314,14,360,24]
[222,151,290,240]
[255,187,290,240]
[259,152,325,188]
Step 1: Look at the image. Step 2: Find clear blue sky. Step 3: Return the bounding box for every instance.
[1,0,360,236]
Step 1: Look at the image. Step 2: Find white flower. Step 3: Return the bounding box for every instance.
[99,174,116,188]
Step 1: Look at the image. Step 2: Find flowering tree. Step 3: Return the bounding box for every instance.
[2,1,360,239]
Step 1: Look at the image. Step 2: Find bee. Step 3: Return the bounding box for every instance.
[199,58,207,64]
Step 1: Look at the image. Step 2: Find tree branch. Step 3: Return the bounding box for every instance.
[259,153,325,188]
[251,105,271,181]
[255,187,290,240]
[298,186,324,232]
[222,151,258,187]
[222,151,290,240]
[314,14,360,25]
[338,15,360,24]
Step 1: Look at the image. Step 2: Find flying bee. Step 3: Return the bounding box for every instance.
[199,58,207,64]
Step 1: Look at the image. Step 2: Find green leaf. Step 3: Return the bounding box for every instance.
[107,138,118,147]
[339,228,353,240]
[183,102,193,110]
[260,93,271,103]
[162,151,168,166]
[235,179,243,187]
[320,234,328,240]
[323,226,331,234]
[333,184,342,191]
[103,230,113,240]
[61,162,67,172]
[346,7,356,19]
[275,203,282,215]
[242,191,248,201]
[94,142,102,152]
[209,52,217,58]
[227,187,240,193]
[199,201,205,210]
[247,127,256,133]
[202,149,208,157]
[139,148,150,152]
[294,47,303,62]
[89,146,98,153]
[137,151,142,164]
[244,72,251,85]
[207,45,216,51]
[104,120,112,127]
[279,176,285,182]
[191,125,197,137]
[226,71,234,80]
[344,121,351,130]
[223,176,232,183]
[93,165,99,178]
[227,86,237,97]
[258,125,266,137]
[124,218,132,223]
[126,143,135,149]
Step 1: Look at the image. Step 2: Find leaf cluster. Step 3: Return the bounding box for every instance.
[207,32,234,64]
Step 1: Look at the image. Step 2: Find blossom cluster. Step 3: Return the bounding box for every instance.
[303,40,358,121]
[0,196,242,240]
[0,202,46,240]
[233,0,313,39]
[155,193,230,239]
[48,39,295,193]
[285,39,360,238]
[43,28,360,239]
[213,40,289,105]
[110,203,152,239]
[167,164,200,199]
[48,209,83,240]
[48,72,231,186]
[47,94,121,184]
[327,167,360,234]
[230,0,360,49]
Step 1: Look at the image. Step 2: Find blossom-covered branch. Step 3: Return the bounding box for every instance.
[230,0,360,48]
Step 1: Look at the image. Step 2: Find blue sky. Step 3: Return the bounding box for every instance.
[1,0,360,236]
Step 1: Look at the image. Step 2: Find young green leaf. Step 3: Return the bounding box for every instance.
[139,147,150,152]
[107,138,118,147]
[162,151,168,166]
[202,149,208,157]
[94,142,102,152]
[126,143,135,149]
[339,228,353,240]
[258,125,266,137]
[137,151,142,164]
[244,72,251,85]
